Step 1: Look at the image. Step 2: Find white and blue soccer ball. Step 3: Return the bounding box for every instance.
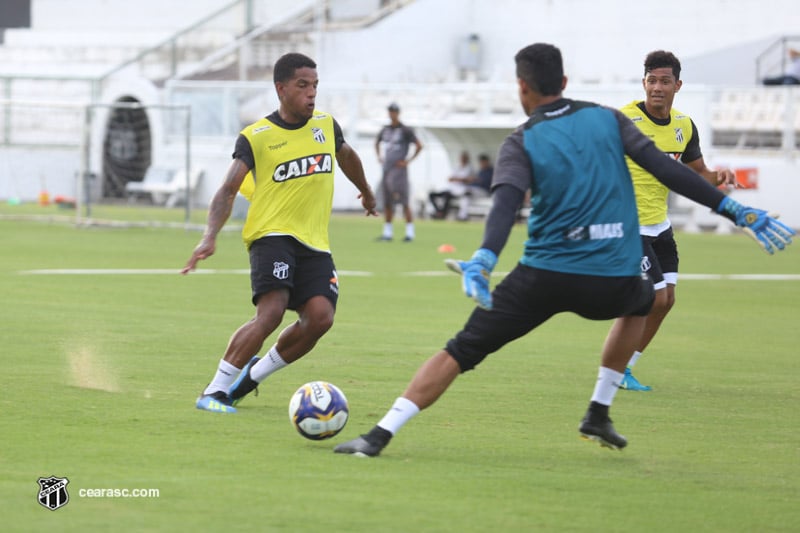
[288,381,349,440]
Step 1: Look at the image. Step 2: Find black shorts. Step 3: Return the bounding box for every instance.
[640,227,679,288]
[445,265,655,372]
[249,236,339,310]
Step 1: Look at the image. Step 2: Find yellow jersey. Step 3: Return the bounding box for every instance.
[238,111,337,251]
[621,101,696,226]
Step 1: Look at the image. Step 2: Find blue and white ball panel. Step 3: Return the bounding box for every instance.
[288,381,349,440]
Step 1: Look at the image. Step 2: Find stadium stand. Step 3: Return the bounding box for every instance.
[711,87,800,149]
[1,0,799,229]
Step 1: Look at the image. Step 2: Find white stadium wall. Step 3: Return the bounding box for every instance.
[2,0,800,229]
[315,0,800,86]
[30,0,226,31]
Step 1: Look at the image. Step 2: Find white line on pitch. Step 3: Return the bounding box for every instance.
[18,269,374,276]
[402,272,800,280]
[16,269,800,280]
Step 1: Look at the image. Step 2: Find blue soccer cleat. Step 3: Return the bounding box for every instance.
[228,356,260,406]
[619,367,652,391]
[196,391,237,413]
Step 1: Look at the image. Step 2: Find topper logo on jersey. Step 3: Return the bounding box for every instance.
[273,154,333,182]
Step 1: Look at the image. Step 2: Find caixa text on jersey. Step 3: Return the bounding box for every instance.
[273,154,333,182]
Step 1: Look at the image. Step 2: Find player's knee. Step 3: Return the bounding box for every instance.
[664,285,676,310]
[316,311,335,333]
[252,310,285,335]
[302,305,335,338]
[651,289,671,315]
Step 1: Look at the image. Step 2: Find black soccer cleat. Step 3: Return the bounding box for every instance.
[579,415,628,450]
[333,436,386,457]
[228,356,260,405]
[334,427,393,457]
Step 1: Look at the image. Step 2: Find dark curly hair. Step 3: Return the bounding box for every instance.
[644,50,681,80]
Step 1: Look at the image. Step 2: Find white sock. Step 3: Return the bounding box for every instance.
[249,345,288,383]
[405,222,415,239]
[590,366,624,406]
[628,350,642,367]
[203,359,240,395]
[377,397,420,435]
[382,222,393,239]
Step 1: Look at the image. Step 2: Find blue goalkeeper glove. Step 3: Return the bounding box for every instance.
[444,248,498,310]
[716,197,795,254]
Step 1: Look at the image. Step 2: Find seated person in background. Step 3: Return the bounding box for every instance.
[456,153,494,221]
[455,153,495,220]
[429,150,474,219]
[469,153,494,198]
[763,48,800,85]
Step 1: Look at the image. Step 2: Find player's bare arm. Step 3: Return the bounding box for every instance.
[337,143,378,216]
[687,158,739,188]
[181,159,250,274]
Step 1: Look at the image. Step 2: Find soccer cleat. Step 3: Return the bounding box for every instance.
[228,356,260,406]
[375,235,393,242]
[196,391,237,414]
[619,367,652,391]
[403,236,413,242]
[334,436,387,457]
[579,415,627,450]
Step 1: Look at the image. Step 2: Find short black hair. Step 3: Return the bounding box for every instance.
[644,50,681,80]
[514,43,563,96]
[273,53,316,84]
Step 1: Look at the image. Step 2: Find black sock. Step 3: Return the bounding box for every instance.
[364,426,393,446]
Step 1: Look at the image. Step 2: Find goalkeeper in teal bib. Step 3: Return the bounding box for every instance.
[334,42,793,458]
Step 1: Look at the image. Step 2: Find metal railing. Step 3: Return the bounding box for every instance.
[755,35,800,84]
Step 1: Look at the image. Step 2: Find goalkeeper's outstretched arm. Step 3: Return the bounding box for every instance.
[617,110,795,254]
[478,184,526,256]
[444,183,527,310]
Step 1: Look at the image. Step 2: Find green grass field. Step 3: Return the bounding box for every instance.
[1,209,799,532]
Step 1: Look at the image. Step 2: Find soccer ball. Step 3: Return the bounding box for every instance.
[288,381,349,440]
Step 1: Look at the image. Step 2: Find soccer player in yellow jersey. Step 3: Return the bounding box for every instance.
[183,53,378,413]
[619,50,737,391]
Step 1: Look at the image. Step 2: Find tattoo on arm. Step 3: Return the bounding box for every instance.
[204,160,248,238]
